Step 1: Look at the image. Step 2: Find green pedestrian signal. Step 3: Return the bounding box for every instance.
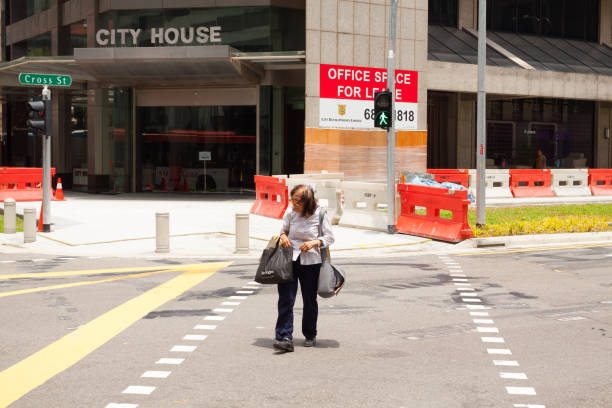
[374,90,392,129]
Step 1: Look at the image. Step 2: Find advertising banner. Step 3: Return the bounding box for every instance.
[319,64,418,130]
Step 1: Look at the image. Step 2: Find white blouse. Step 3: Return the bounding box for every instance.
[281,206,335,265]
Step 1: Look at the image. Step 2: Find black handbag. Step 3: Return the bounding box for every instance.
[255,236,294,284]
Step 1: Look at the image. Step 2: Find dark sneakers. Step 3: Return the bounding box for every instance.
[273,338,294,352]
[303,338,316,347]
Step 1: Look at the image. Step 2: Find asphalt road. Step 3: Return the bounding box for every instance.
[0,245,611,407]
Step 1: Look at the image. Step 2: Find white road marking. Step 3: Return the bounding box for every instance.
[462,298,482,303]
[457,287,475,291]
[222,301,240,306]
[155,358,184,365]
[213,308,233,313]
[474,319,494,324]
[506,387,536,395]
[460,292,479,297]
[32,259,46,262]
[470,312,489,316]
[451,274,466,277]
[171,345,197,352]
[204,315,225,321]
[183,334,208,341]
[454,282,471,286]
[467,305,491,310]
[501,372,528,379]
[481,337,505,343]
[448,265,462,269]
[122,386,155,395]
[105,404,138,408]
[141,371,171,379]
[477,327,499,333]
[452,278,468,282]
[494,360,519,366]
[557,316,586,321]
[487,348,512,355]
[242,286,260,289]
[229,296,248,300]
[57,257,77,260]
[194,324,217,330]
[513,404,544,407]
[236,290,254,294]
[0,260,16,263]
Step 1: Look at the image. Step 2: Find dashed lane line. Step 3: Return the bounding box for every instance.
[0,262,229,408]
[122,386,155,395]
[141,371,171,379]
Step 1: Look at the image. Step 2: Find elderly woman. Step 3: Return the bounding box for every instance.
[274,184,335,352]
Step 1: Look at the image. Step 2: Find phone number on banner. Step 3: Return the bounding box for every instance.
[319,99,418,130]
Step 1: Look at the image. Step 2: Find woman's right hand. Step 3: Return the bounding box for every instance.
[280,233,292,248]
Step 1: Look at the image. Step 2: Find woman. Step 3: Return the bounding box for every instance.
[274,184,335,352]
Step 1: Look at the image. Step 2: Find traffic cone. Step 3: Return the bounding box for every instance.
[38,205,43,232]
[55,178,65,201]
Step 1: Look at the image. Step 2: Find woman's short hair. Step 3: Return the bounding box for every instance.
[290,184,317,217]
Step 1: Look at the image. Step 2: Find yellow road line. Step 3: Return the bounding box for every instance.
[0,269,175,299]
[454,242,612,256]
[0,263,218,280]
[0,261,230,408]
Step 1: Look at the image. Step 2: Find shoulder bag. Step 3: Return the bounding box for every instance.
[317,208,346,297]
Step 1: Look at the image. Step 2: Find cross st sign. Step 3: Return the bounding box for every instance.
[19,73,72,87]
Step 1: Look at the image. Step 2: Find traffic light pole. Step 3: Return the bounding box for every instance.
[42,86,52,232]
[476,0,487,226]
[386,0,398,234]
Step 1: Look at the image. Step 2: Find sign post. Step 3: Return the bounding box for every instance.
[386,0,399,234]
[199,151,212,191]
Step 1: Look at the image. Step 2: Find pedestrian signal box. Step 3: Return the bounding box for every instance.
[26,99,51,135]
[374,90,392,129]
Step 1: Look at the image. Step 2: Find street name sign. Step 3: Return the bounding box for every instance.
[19,73,72,87]
[199,151,212,161]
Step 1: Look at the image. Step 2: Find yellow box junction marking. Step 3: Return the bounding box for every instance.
[0,263,216,280]
[0,269,174,299]
[0,261,230,408]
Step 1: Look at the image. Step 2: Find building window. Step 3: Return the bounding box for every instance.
[12,32,52,57]
[428,0,458,27]
[7,0,50,23]
[487,0,600,42]
[60,21,88,56]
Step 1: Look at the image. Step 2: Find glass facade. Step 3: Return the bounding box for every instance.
[487,0,600,41]
[97,7,305,52]
[428,0,458,27]
[136,106,256,192]
[61,21,88,56]
[487,98,595,169]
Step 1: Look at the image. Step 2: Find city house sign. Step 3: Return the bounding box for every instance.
[96,26,222,46]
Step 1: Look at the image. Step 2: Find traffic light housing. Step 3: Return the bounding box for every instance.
[374,90,392,129]
[26,99,51,135]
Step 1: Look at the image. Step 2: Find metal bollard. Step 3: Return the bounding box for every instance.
[235,213,249,254]
[23,208,36,243]
[155,212,169,253]
[3,198,16,234]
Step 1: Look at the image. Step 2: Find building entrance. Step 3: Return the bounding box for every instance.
[136,105,256,192]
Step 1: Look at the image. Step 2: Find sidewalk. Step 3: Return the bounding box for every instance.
[1,191,610,259]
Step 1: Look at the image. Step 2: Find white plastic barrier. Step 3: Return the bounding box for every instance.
[338,181,399,232]
[286,178,343,224]
[289,172,344,180]
[551,169,591,196]
[468,169,512,198]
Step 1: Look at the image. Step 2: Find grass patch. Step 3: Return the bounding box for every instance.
[415,204,612,237]
[0,214,24,232]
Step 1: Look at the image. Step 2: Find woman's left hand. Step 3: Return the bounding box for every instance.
[299,240,320,252]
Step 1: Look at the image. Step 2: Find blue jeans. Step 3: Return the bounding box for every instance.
[275,257,321,341]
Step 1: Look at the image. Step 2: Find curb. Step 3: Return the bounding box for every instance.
[464,231,612,248]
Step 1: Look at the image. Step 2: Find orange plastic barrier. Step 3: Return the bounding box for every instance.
[396,184,474,243]
[250,175,288,219]
[589,169,612,196]
[427,169,469,188]
[509,169,554,197]
[0,167,56,202]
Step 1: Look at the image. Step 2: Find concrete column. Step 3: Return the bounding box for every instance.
[458,0,477,30]
[235,213,249,254]
[87,87,111,192]
[601,0,612,45]
[155,212,169,253]
[3,198,16,234]
[23,208,36,243]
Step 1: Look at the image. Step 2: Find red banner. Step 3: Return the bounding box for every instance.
[320,64,418,103]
